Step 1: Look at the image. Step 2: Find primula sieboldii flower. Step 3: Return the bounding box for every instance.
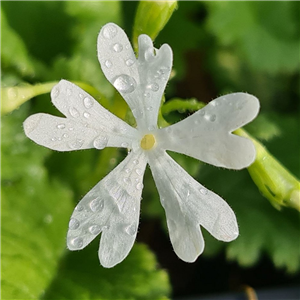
[23,23,260,268]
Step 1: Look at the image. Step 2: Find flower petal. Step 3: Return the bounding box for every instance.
[156,93,259,169]
[23,80,138,151]
[67,150,148,268]
[148,149,238,262]
[97,23,172,132]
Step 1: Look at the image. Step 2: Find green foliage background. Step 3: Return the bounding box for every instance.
[1,1,299,299]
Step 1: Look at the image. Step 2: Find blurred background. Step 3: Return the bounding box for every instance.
[1,1,299,299]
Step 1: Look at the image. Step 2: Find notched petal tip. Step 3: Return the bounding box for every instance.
[23,114,42,136]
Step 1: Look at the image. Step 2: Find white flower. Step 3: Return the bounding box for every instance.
[23,23,260,268]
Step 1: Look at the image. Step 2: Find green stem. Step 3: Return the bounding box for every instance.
[235,128,300,211]
[1,81,110,115]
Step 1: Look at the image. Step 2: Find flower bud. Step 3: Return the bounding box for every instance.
[133,0,177,51]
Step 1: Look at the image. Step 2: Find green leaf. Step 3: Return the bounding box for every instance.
[1,9,36,77]
[205,2,300,73]
[1,105,74,299]
[42,243,170,300]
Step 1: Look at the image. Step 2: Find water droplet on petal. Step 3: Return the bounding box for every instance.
[136,182,143,190]
[83,97,93,109]
[57,123,65,129]
[113,75,136,94]
[89,225,101,235]
[69,107,80,118]
[67,88,72,96]
[79,93,83,98]
[105,59,112,68]
[133,159,139,165]
[150,83,159,92]
[144,92,150,98]
[68,139,84,149]
[102,24,118,39]
[83,112,90,118]
[93,136,108,149]
[166,127,172,133]
[75,204,84,211]
[123,177,131,184]
[125,224,137,236]
[121,142,128,147]
[236,102,244,110]
[200,188,208,195]
[146,106,153,111]
[63,133,68,138]
[125,58,134,66]
[69,218,80,230]
[70,237,83,248]
[89,198,104,212]
[135,168,143,176]
[125,168,130,174]
[51,86,59,98]
[112,43,123,52]
[199,110,205,116]
[209,114,216,122]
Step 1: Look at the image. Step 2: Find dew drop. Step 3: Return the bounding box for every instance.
[105,59,112,68]
[89,225,101,235]
[144,92,150,98]
[135,168,143,175]
[166,127,172,134]
[51,137,57,142]
[83,97,93,109]
[93,136,108,149]
[69,107,80,118]
[123,177,131,184]
[75,204,84,211]
[146,106,153,111]
[70,237,83,248]
[200,188,208,195]
[121,142,128,147]
[68,139,84,150]
[69,127,74,131]
[57,123,65,129]
[112,43,123,53]
[150,83,159,92]
[125,224,137,236]
[125,168,130,174]
[236,102,244,110]
[69,218,80,230]
[133,159,139,165]
[113,75,136,94]
[67,88,72,96]
[51,86,59,98]
[125,58,135,66]
[63,133,68,138]
[83,112,90,119]
[199,110,205,116]
[89,198,104,212]
[120,127,127,134]
[79,93,83,99]
[209,114,216,122]
[136,182,143,190]
[102,24,118,39]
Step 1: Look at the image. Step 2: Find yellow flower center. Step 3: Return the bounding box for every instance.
[140,134,156,150]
